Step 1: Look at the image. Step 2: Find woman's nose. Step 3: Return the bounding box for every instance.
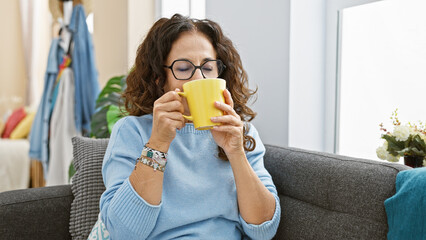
[191,68,204,80]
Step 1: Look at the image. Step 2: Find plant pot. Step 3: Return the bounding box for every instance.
[403,155,424,168]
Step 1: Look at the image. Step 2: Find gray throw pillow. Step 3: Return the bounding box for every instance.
[70,136,109,240]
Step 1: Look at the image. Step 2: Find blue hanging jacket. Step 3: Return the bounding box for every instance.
[68,4,99,135]
[29,38,63,176]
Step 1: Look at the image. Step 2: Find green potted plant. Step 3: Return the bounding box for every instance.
[90,75,128,138]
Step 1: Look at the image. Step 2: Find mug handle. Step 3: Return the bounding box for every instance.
[177,92,194,121]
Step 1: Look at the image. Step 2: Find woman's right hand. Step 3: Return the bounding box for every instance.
[148,89,185,152]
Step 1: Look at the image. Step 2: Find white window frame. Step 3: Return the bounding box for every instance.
[325,0,382,153]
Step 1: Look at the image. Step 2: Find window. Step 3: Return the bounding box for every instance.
[336,0,426,162]
[158,0,206,19]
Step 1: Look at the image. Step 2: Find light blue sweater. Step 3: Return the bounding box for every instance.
[100,115,281,239]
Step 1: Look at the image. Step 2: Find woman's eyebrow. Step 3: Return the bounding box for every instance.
[175,58,190,61]
[172,57,215,63]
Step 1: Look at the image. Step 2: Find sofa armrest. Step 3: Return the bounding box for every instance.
[264,145,410,240]
[0,185,73,240]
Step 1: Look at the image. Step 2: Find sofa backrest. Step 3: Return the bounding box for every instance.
[70,137,410,240]
[264,145,410,240]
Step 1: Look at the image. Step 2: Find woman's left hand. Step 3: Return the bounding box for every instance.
[210,89,244,156]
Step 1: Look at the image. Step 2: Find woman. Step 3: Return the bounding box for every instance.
[98,14,280,239]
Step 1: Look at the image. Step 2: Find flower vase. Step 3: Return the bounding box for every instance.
[403,156,424,168]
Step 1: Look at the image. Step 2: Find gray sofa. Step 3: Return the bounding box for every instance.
[0,137,410,240]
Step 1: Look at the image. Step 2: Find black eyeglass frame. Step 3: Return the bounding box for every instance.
[163,59,226,80]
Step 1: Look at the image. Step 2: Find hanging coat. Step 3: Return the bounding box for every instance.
[28,38,63,176]
[68,4,99,135]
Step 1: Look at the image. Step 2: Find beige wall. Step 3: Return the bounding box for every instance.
[127,0,155,69]
[93,0,155,87]
[0,0,51,118]
[0,1,27,119]
[92,0,128,87]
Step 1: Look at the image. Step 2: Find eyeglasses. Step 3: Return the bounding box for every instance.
[164,59,226,80]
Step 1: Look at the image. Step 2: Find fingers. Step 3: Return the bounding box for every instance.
[155,102,185,129]
[212,89,242,128]
[210,125,241,133]
[211,115,242,127]
[214,101,239,119]
[223,88,234,108]
[154,89,184,113]
[153,110,185,134]
[164,118,186,131]
[155,89,182,105]
[156,111,184,122]
[156,100,184,113]
[153,89,186,132]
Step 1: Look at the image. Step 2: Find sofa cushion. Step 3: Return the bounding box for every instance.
[2,107,26,138]
[10,112,35,139]
[70,136,109,240]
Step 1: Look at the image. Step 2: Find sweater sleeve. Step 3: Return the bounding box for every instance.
[239,123,281,240]
[99,117,161,239]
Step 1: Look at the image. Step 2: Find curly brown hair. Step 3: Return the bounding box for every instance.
[123,14,257,159]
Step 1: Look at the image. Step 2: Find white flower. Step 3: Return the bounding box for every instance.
[376,142,388,160]
[420,133,426,143]
[386,154,400,162]
[376,141,399,162]
[409,126,417,135]
[393,125,410,141]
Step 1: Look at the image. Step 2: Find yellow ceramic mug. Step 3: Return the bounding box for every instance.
[178,78,226,130]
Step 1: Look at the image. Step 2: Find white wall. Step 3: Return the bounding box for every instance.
[289,0,326,152]
[206,0,290,147]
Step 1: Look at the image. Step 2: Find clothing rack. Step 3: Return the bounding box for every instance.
[59,0,73,54]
